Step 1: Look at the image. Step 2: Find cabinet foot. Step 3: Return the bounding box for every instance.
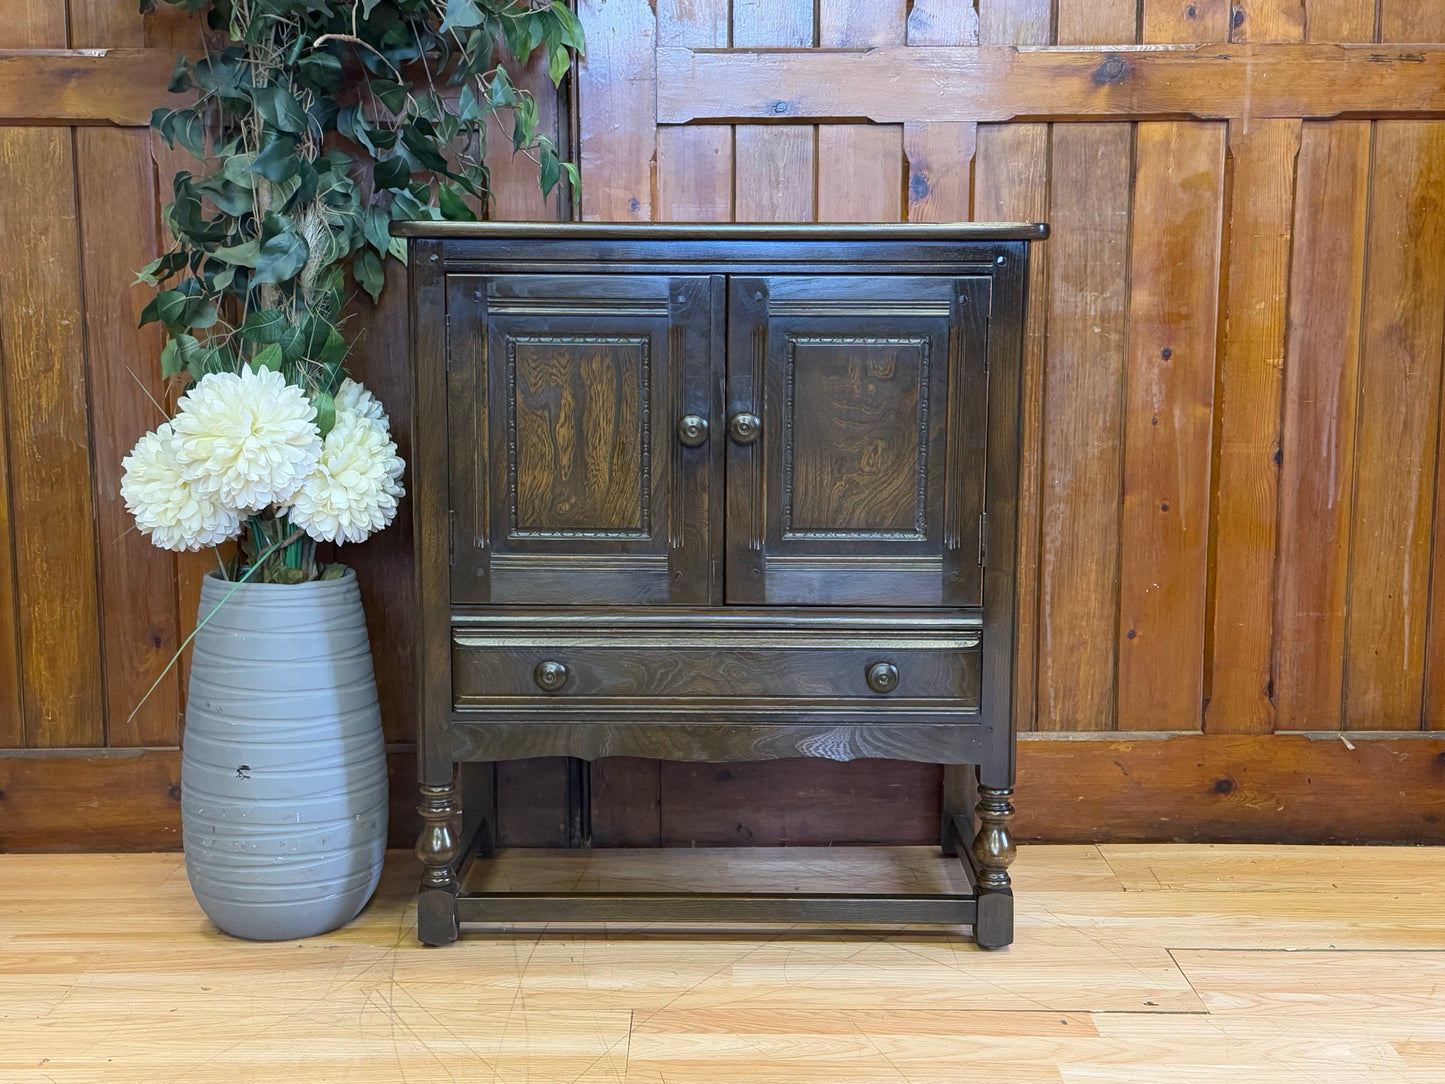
[971,783,1016,949]
[416,781,461,945]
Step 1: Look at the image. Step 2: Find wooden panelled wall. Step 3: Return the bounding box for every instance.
[3,0,1445,851]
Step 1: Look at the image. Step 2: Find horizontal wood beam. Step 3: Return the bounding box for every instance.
[0,49,177,126]
[6,735,1442,851]
[1015,732,1445,845]
[658,44,1445,123]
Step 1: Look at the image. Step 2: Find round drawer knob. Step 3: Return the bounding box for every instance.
[533,660,569,692]
[676,414,709,447]
[727,412,762,445]
[866,662,899,695]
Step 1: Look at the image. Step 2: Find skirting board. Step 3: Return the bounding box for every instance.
[1,732,1442,851]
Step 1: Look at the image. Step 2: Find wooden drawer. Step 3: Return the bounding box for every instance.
[451,627,981,709]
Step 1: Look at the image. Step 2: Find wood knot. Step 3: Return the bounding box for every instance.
[1214,778,1235,795]
[1093,55,1131,86]
[909,172,930,200]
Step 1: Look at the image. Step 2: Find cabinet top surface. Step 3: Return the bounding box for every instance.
[392,221,1049,242]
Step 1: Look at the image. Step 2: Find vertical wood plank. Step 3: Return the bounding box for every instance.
[1231,0,1307,40]
[1303,0,1376,41]
[591,758,663,846]
[976,0,1053,735]
[976,125,1048,734]
[658,0,729,45]
[1345,123,1445,729]
[903,0,977,225]
[0,2,67,48]
[1273,120,1371,731]
[817,126,904,223]
[1204,118,1300,735]
[734,126,815,223]
[820,0,908,45]
[903,122,974,224]
[341,254,415,747]
[1116,122,1227,732]
[69,0,145,46]
[1058,0,1139,43]
[977,0,1051,44]
[578,0,655,222]
[1118,1,1228,732]
[146,135,218,723]
[1143,0,1231,41]
[732,0,814,47]
[75,127,181,747]
[485,49,566,222]
[1039,0,1135,734]
[656,126,733,221]
[1035,124,1132,732]
[909,0,980,44]
[0,129,105,748]
[1347,1,1445,729]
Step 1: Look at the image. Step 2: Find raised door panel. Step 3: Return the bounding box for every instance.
[447,274,716,605]
[726,276,990,606]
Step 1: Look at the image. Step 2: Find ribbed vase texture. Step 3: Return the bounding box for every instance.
[182,569,388,940]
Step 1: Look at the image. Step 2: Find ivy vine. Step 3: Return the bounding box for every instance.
[138,0,584,425]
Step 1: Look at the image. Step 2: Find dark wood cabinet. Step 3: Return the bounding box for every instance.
[403,223,1046,948]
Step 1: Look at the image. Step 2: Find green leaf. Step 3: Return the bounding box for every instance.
[252,84,309,135]
[438,185,476,222]
[159,336,183,378]
[248,134,301,182]
[369,79,409,115]
[387,235,408,263]
[373,156,410,191]
[319,562,348,580]
[252,230,309,285]
[250,343,284,372]
[212,238,261,268]
[361,205,392,255]
[562,162,581,206]
[238,308,290,345]
[549,44,570,88]
[312,390,336,438]
[166,53,193,94]
[439,0,483,33]
[539,147,560,198]
[353,248,384,302]
[551,2,587,51]
[134,251,187,287]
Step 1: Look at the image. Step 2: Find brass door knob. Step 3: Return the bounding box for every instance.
[727,412,762,445]
[533,660,568,692]
[676,414,709,447]
[866,662,899,694]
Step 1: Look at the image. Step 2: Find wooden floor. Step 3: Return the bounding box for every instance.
[3,845,1445,1082]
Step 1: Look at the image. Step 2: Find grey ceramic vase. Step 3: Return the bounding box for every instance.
[181,568,388,940]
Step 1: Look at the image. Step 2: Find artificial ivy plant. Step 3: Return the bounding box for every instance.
[135,0,582,574]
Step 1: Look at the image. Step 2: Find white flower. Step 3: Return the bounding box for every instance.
[121,423,242,551]
[170,368,321,512]
[335,378,387,426]
[290,409,405,544]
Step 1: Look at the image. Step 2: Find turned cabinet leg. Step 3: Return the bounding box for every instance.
[971,780,1016,949]
[416,780,461,946]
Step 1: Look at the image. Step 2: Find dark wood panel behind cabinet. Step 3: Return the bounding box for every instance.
[726,275,991,606]
[447,274,718,605]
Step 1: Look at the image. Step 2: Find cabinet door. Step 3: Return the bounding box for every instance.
[726,276,989,606]
[448,274,717,605]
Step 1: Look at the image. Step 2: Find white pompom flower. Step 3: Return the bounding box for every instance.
[170,367,321,512]
[289,408,405,545]
[335,377,388,426]
[121,423,242,552]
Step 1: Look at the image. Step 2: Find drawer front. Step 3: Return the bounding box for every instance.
[452,629,980,709]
